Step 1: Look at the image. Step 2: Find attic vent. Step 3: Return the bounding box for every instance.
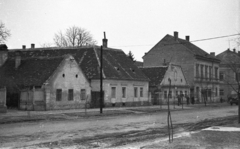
[114,67,120,71]
[130,68,135,73]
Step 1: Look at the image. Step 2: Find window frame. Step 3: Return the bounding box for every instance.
[56,89,62,101]
[68,89,74,101]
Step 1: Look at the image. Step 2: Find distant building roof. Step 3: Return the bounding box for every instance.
[140,66,168,86]
[144,34,220,62]
[216,49,240,65]
[7,46,149,82]
[134,61,143,68]
[0,56,64,90]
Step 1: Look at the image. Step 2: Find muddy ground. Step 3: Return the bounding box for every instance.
[0,104,238,148]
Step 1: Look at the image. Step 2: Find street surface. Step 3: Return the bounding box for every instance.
[0,104,238,148]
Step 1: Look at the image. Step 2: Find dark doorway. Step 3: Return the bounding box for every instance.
[91,91,104,108]
[6,92,20,109]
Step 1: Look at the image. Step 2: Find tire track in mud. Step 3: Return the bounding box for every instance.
[30,115,238,148]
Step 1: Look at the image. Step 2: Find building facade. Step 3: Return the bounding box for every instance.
[140,64,190,105]
[216,49,240,101]
[143,32,221,103]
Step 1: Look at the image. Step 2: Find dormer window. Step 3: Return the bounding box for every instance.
[114,67,120,71]
[130,68,135,73]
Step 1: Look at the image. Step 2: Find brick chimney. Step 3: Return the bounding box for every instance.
[210,52,215,56]
[31,43,35,49]
[15,51,21,69]
[174,31,178,41]
[22,45,26,49]
[0,44,8,67]
[185,36,190,41]
[102,32,108,48]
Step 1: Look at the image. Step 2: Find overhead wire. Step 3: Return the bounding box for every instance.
[111,33,240,48]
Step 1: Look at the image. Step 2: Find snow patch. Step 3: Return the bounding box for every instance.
[202,126,240,132]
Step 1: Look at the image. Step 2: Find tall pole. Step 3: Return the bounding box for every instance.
[100,46,103,114]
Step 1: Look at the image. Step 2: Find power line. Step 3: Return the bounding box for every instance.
[190,34,240,43]
[111,33,240,48]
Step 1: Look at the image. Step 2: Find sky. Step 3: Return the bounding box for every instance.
[0,0,239,61]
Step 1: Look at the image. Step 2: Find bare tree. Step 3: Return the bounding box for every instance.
[0,21,11,44]
[53,26,97,47]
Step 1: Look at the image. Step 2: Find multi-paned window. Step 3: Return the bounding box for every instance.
[200,65,204,79]
[220,89,224,96]
[134,87,138,98]
[140,87,143,97]
[209,66,212,80]
[205,65,208,79]
[215,67,218,80]
[220,72,224,81]
[56,89,62,101]
[196,64,199,78]
[122,87,126,98]
[164,91,168,99]
[68,89,74,101]
[169,91,172,98]
[111,87,116,98]
[80,89,86,100]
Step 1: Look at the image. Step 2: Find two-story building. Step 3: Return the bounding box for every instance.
[143,31,221,103]
[216,49,240,100]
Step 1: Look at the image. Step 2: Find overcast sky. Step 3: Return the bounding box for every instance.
[0,0,239,61]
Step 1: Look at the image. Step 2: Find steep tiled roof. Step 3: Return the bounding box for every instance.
[140,67,168,86]
[216,49,240,64]
[144,34,219,62]
[0,57,64,89]
[7,47,148,81]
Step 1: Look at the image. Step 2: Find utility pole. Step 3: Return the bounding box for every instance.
[167,78,173,143]
[100,45,103,114]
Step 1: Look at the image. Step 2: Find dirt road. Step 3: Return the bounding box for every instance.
[0,104,238,148]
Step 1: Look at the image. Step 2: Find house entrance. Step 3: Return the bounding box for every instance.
[91,91,105,108]
[6,92,20,109]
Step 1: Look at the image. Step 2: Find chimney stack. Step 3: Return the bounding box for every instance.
[15,51,21,69]
[174,31,178,41]
[102,32,108,48]
[210,52,215,56]
[185,36,190,41]
[233,48,236,53]
[22,45,26,49]
[0,44,8,67]
[31,43,35,49]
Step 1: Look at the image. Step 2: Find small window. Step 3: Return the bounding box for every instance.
[56,89,62,101]
[68,89,74,101]
[220,89,224,96]
[122,87,126,98]
[76,74,78,78]
[164,91,167,99]
[111,87,116,98]
[62,74,65,77]
[220,72,224,81]
[176,91,178,97]
[80,89,86,100]
[134,87,138,98]
[169,91,172,98]
[140,87,143,97]
[185,91,187,96]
